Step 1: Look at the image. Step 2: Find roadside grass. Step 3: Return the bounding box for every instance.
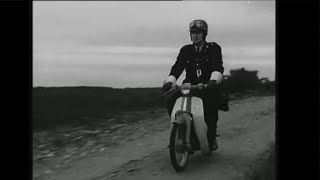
[247,142,276,180]
[33,87,165,131]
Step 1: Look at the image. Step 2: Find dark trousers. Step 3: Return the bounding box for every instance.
[165,87,220,142]
[202,88,219,142]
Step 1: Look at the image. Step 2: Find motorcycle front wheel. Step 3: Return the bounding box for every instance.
[169,123,189,172]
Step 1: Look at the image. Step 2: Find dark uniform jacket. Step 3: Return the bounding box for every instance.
[168,41,229,111]
[169,41,224,84]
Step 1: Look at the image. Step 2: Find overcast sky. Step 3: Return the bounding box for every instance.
[33,1,275,88]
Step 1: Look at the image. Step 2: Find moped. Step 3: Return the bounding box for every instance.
[163,83,212,172]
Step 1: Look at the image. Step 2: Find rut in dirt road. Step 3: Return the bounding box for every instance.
[35,96,275,180]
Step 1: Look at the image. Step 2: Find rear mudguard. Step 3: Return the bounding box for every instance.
[170,97,209,155]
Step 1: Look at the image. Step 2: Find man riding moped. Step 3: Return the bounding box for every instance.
[162,19,229,153]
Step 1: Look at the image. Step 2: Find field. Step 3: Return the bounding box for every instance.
[33,87,165,131]
[248,143,276,180]
[33,86,273,131]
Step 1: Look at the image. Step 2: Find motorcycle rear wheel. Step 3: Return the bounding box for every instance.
[169,124,189,172]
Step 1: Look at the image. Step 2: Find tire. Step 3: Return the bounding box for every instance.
[169,123,189,172]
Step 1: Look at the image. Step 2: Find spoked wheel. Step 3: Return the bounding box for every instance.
[169,124,189,172]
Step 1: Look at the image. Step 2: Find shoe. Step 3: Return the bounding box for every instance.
[189,149,195,154]
[219,103,229,111]
[188,144,195,154]
[209,139,218,151]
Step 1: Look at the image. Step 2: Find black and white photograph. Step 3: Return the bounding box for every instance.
[33,1,276,180]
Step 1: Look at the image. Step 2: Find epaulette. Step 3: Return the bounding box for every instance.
[207,42,218,47]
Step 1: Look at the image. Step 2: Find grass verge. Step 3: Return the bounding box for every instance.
[248,142,276,180]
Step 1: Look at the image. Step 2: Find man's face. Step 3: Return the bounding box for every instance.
[190,31,204,44]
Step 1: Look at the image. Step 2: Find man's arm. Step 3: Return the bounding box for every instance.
[164,46,187,84]
[209,43,224,85]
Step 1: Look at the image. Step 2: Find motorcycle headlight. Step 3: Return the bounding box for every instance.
[181,89,190,95]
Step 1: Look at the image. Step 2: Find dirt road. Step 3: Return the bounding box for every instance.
[33,96,275,180]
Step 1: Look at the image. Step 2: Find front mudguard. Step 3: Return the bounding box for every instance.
[172,110,192,126]
[171,110,192,146]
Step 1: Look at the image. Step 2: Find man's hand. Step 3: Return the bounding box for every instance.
[207,80,217,89]
[181,83,191,89]
[162,82,173,93]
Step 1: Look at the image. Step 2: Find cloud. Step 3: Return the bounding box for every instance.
[33,1,275,87]
[223,45,275,60]
[34,1,275,47]
[61,46,178,56]
[34,43,274,70]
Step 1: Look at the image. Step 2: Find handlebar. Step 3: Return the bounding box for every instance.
[163,83,207,96]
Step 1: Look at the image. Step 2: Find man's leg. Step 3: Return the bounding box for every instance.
[203,88,219,151]
[165,91,182,116]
